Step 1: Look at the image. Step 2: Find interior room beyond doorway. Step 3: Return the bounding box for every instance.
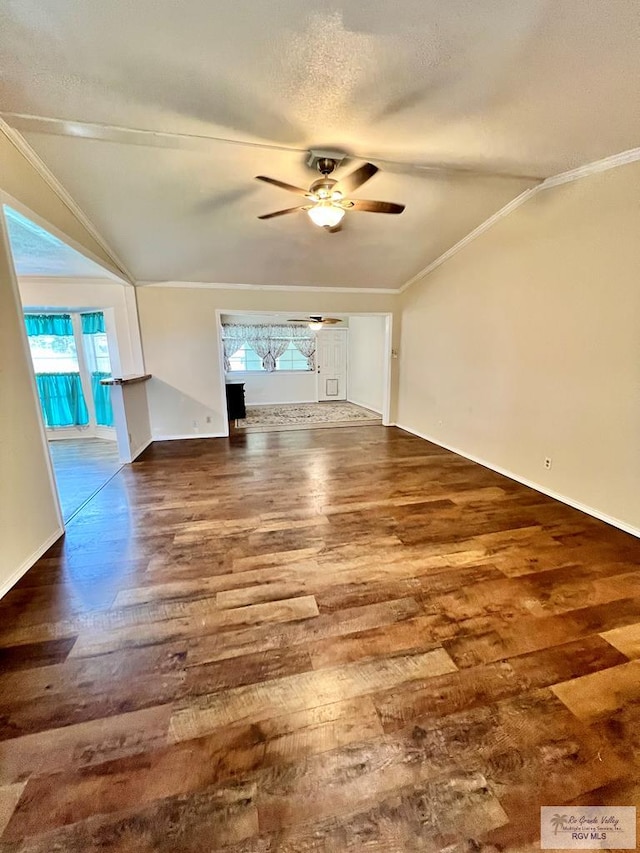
[4,204,135,522]
[22,308,121,520]
[220,310,391,433]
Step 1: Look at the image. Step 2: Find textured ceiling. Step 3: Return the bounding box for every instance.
[4,206,115,278]
[1,0,638,289]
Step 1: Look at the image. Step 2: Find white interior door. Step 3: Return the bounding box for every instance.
[316,329,347,401]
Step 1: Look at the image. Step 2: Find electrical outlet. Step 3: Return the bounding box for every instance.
[544,457,552,470]
[205,416,212,424]
[192,420,197,428]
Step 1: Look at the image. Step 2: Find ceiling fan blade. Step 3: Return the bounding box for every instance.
[335,162,379,195]
[287,317,341,323]
[348,199,405,214]
[258,206,307,220]
[255,176,312,197]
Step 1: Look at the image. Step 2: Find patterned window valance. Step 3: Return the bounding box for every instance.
[221,323,316,372]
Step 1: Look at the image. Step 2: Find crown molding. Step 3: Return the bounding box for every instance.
[0,118,135,284]
[138,280,400,295]
[541,145,640,189]
[399,186,539,293]
[1,188,129,284]
[7,110,639,298]
[400,145,640,294]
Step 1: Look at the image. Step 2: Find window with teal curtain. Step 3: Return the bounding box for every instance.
[81,312,106,334]
[25,312,89,428]
[81,312,114,426]
[35,373,89,427]
[91,373,114,426]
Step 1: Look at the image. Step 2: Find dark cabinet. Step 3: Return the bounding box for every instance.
[225,382,246,420]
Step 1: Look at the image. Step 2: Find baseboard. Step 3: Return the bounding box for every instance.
[95,426,117,441]
[0,527,64,599]
[394,422,640,539]
[152,432,228,441]
[47,427,93,441]
[46,426,117,441]
[347,397,382,415]
[237,419,382,433]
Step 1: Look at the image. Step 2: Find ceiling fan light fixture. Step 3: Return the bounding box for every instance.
[308,321,324,330]
[256,159,404,224]
[307,202,345,228]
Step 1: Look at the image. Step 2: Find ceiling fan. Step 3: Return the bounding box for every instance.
[288,315,342,330]
[256,155,405,232]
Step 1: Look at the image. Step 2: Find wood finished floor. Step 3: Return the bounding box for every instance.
[48,438,121,522]
[1,426,639,852]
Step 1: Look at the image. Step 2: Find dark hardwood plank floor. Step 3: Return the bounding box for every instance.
[48,438,121,522]
[1,426,639,851]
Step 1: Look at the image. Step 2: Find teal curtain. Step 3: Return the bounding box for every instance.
[25,314,73,337]
[81,312,106,334]
[83,313,113,425]
[35,373,89,427]
[91,372,114,426]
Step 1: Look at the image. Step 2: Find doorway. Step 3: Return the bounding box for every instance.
[3,203,137,522]
[316,328,347,401]
[217,310,392,435]
[23,309,122,520]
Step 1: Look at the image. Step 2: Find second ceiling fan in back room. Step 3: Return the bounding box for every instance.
[287,315,342,330]
[255,151,405,232]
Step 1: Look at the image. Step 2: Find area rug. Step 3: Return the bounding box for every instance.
[235,401,382,432]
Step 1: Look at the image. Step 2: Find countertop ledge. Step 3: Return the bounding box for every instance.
[100,374,152,386]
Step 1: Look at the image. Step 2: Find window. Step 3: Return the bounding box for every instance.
[227,341,310,372]
[25,311,115,429]
[227,344,264,372]
[222,323,315,373]
[28,334,80,373]
[84,331,112,373]
[276,341,310,371]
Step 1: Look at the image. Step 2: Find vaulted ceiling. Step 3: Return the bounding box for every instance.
[1,0,639,289]
[4,206,118,278]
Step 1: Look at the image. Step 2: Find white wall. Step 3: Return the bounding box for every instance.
[0,128,123,278]
[137,286,398,439]
[111,382,153,462]
[348,315,387,414]
[19,277,150,460]
[0,217,62,597]
[0,131,136,597]
[397,162,640,534]
[18,278,144,376]
[237,371,317,405]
